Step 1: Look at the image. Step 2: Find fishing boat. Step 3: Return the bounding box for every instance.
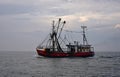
[36,18,94,57]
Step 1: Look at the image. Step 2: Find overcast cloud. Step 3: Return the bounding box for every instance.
[0,0,120,51]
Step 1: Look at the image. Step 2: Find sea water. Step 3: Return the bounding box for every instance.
[0,51,120,77]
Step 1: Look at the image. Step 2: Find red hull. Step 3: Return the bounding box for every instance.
[36,48,94,58]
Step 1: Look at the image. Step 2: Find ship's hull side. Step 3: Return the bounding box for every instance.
[36,48,94,58]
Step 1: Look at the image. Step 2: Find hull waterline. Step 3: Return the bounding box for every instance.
[36,48,94,58]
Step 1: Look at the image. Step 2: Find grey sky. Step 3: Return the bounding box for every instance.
[0,0,120,51]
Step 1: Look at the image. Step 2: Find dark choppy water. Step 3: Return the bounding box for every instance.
[0,51,120,77]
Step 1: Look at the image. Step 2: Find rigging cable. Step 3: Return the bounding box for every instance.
[38,33,50,47]
[59,36,67,46]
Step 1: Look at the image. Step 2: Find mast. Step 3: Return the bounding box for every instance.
[81,26,88,45]
[50,18,65,52]
[51,20,55,51]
